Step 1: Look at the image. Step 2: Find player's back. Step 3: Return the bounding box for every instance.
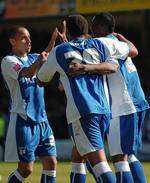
[55,37,110,123]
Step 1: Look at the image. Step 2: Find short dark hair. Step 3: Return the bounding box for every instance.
[66,14,89,37]
[7,26,27,39]
[92,12,115,33]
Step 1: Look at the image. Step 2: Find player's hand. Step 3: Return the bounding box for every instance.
[113,32,126,41]
[58,81,64,92]
[68,62,86,76]
[45,28,58,53]
[112,32,118,37]
[58,20,68,43]
[38,51,49,66]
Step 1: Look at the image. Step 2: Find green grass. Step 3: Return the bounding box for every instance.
[0,161,150,182]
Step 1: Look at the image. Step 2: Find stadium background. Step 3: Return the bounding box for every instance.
[0,0,150,182]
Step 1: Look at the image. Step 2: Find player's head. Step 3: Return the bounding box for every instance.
[91,12,115,37]
[65,14,89,39]
[8,26,31,55]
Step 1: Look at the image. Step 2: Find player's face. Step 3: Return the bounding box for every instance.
[12,28,31,54]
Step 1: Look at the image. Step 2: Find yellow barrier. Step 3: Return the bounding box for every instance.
[76,0,150,13]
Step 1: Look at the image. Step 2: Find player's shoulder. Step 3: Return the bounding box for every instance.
[1,55,19,67]
[94,37,113,42]
[55,42,72,56]
[94,37,125,50]
[2,55,17,61]
[95,37,125,45]
[56,42,70,51]
[85,37,108,49]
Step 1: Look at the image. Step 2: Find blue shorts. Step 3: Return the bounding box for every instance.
[68,113,110,156]
[16,115,56,162]
[107,111,146,156]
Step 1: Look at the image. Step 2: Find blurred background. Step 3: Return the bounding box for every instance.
[0,0,150,161]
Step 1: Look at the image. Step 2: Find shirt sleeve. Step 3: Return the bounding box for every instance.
[96,37,130,60]
[1,56,24,80]
[37,48,57,82]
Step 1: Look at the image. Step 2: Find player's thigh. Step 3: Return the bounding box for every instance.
[36,121,57,158]
[71,146,86,163]
[85,149,107,166]
[39,155,57,170]
[68,114,109,157]
[16,115,40,162]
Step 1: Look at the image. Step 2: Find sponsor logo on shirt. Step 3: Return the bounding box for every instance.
[13,63,22,73]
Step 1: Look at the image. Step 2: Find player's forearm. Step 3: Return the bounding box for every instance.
[84,62,119,74]
[20,51,49,78]
[20,59,43,78]
[115,33,138,58]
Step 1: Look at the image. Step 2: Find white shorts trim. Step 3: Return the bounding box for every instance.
[71,119,96,156]
[107,117,123,156]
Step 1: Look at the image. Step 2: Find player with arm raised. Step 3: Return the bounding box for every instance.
[1,26,58,183]
[37,14,137,183]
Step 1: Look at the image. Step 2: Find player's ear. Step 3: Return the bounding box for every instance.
[9,38,16,46]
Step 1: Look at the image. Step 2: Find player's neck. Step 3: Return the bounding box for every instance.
[12,49,27,57]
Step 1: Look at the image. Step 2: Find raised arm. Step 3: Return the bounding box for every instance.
[20,28,58,78]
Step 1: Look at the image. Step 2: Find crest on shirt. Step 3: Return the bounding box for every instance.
[13,63,22,73]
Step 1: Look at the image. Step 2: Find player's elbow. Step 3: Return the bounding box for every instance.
[128,47,138,58]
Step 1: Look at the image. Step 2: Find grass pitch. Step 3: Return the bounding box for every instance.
[0,161,150,182]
